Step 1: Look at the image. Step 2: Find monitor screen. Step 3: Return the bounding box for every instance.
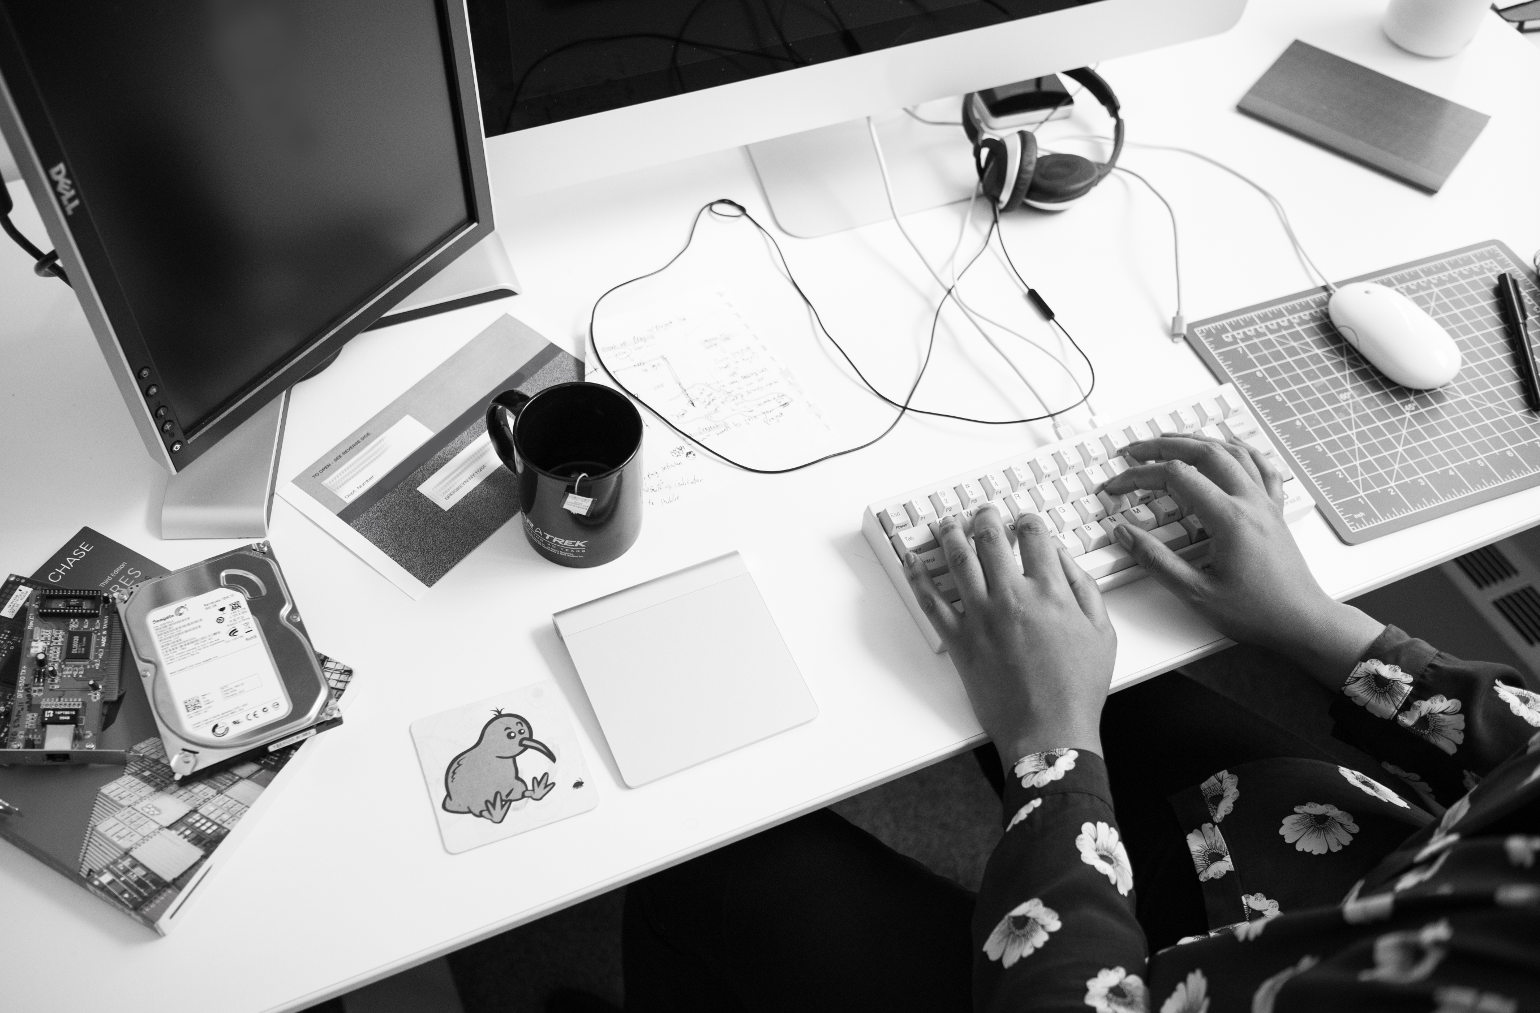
[471,0,1101,138]
[464,0,1243,203]
[0,0,492,471]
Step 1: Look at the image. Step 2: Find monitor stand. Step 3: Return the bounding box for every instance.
[159,233,521,539]
[161,393,288,540]
[747,102,981,239]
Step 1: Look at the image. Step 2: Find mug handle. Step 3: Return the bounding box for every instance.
[485,390,532,477]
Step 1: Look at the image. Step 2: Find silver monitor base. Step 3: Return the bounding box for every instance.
[158,235,518,540]
[161,393,287,540]
[747,103,980,238]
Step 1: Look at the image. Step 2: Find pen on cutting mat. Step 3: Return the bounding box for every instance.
[1497,272,1539,414]
[0,797,22,817]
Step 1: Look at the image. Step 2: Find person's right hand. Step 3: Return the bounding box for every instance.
[1100,434,1383,679]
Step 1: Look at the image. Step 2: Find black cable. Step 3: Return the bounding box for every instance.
[587,198,1095,475]
[0,209,70,286]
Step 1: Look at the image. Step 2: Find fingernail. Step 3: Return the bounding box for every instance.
[1114,523,1133,548]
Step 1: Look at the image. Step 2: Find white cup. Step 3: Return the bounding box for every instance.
[1383,0,1492,57]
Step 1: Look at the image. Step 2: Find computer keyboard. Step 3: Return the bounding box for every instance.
[860,383,1316,653]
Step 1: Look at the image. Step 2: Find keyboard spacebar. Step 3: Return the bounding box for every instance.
[1088,539,1213,591]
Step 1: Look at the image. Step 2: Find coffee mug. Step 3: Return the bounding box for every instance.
[485,382,644,567]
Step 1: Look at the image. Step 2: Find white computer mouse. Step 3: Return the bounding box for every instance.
[1326,282,1461,389]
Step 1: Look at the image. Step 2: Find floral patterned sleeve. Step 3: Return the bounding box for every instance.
[972,748,1148,1013]
[1333,624,1540,807]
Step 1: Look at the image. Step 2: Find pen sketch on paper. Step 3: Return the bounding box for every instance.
[599,296,835,471]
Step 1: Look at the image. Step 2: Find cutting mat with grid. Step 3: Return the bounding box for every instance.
[1186,240,1540,545]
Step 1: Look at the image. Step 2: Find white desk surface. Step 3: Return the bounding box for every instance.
[1,2,1537,1009]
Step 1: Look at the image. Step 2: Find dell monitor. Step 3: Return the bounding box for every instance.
[0,0,496,536]
[467,0,1247,235]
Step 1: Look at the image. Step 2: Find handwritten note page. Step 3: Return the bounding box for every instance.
[598,295,860,473]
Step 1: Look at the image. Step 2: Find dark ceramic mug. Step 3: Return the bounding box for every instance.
[485,382,644,567]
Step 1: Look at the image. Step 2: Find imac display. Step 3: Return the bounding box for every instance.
[467,0,1246,231]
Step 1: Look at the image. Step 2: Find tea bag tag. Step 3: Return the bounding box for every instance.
[563,473,593,516]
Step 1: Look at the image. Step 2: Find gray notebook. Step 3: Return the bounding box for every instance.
[553,552,817,787]
[1238,40,1489,193]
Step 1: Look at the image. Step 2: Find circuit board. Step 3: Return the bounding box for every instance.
[1186,240,1540,544]
[0,575,128,764]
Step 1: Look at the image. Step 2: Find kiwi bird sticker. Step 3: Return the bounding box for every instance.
[412,685,595,853]
[443,710,557,824]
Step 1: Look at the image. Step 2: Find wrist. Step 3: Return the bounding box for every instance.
[1272,601,1385,688]
[995,725,1103,770]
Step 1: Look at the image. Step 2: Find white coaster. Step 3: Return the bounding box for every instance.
[409,682,596,854]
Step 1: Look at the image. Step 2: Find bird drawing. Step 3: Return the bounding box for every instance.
[442,710,557,824]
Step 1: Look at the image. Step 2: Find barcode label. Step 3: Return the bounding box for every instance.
[1,585,33,619]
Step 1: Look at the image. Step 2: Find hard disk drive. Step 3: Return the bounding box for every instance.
[115,543,337,778]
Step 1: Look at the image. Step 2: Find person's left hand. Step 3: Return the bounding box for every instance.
[904,503,1116,765]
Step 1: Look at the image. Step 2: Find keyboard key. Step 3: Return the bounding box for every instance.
[1030,484,1064,510]
[978,473,1011,500]
[1179,515,1208,543]
[1076,440,1107,465]
[905,498,937,527]
[1097,490,1132,515]
[1150,495,1182,525]
[1123,504,1158,530]
[933,573,961,603]
[1048,505,1078,532]
[1077,544,1136,579]
[1052,448,1081,473]
[1003,491,1033,519]
[1150,522,1190,551]
[930,488,963,517]
[1054,532,1083,557]
[1075,523,1112,552]
[877,505,910,535]
[1005,464,1032,490]
[1081,464,1109,491]
[891,528,937,556]
[1221,417,1258,441]
[955,480,986,510]
[1055,473,1089,500]
[1170,407,1200,433]
[915,548,948,574]
[1074,495,1107,524]
[1030,454,1060,482]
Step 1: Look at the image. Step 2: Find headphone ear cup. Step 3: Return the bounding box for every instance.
[999,130,1037,214]
[975,135,1010,210]
[1024,152,1100,210]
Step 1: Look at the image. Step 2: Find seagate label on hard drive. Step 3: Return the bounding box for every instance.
[147,588,290,738]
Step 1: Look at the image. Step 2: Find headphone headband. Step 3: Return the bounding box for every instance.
[962,67,1123,211]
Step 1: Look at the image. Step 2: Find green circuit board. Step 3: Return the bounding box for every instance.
[0,576,128,764]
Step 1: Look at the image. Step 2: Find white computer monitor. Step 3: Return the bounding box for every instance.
[471,0,1246,235]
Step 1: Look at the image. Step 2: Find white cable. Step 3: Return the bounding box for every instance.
[864,116,1089,430]
[1057,133,1338,296]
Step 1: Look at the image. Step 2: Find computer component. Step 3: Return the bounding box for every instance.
[470,0,1246,231]
[0,0,495,536]
[861,384,1316,652]
[0,577,128,764]
[1187,241,1540,545]
[115,543,338,779]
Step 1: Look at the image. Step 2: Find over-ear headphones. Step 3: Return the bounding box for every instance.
[962,67,1124,213]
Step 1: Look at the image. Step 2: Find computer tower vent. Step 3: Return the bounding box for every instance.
[1493,587,1540,647]
[1454,545,1518,589]
[1441,533,1540,671]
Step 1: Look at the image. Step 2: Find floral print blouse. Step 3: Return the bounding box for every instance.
[973,626,1540,1012]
